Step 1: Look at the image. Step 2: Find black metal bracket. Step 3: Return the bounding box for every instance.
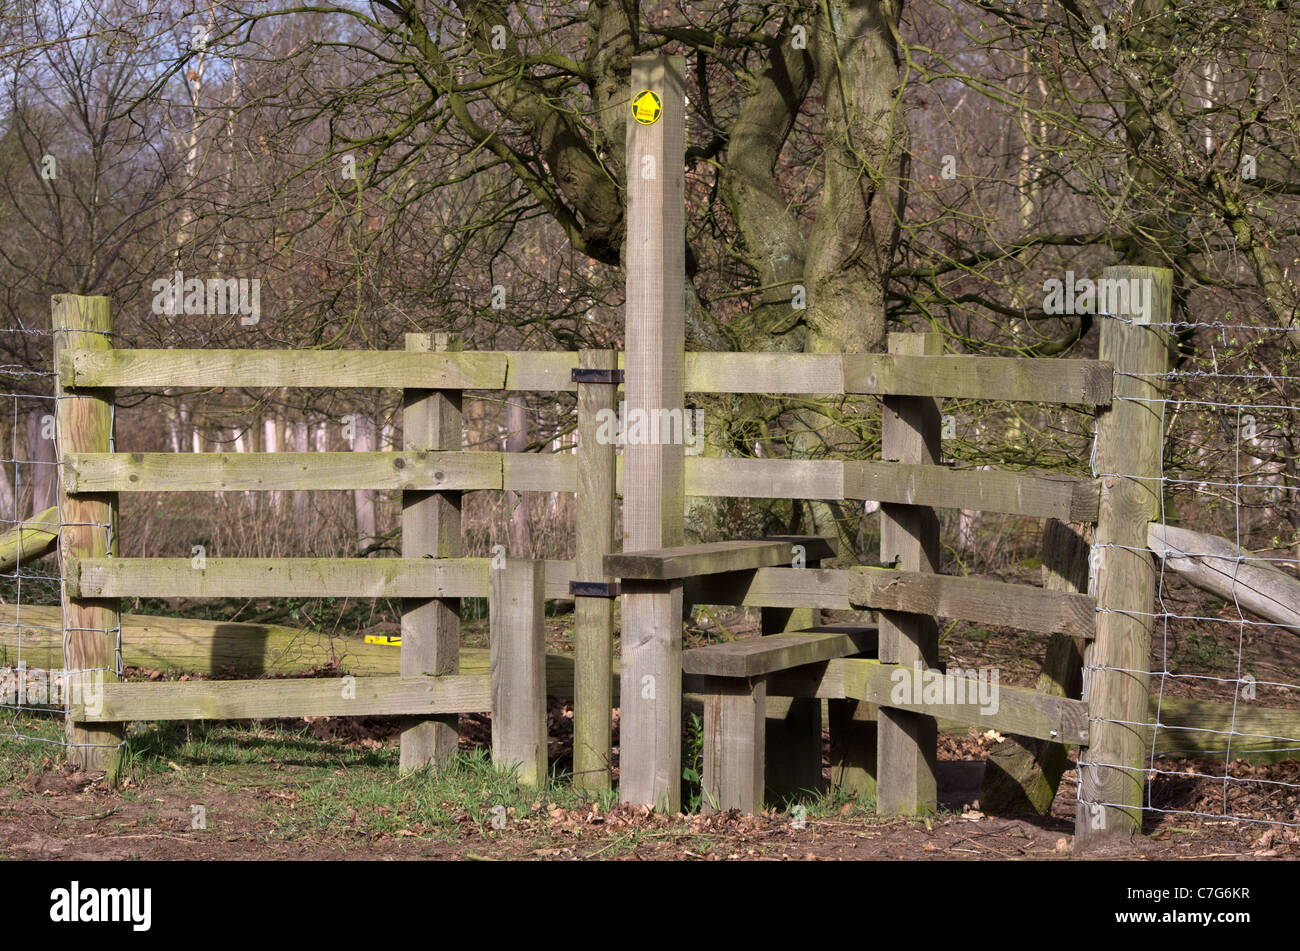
[569,580,622,598]
[571,368,624,384]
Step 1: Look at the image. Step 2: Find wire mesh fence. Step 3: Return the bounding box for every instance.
[1083,316,1300,830]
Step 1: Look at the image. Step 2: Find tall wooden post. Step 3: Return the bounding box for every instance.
[573,350,619,791]
[876,331,942,815]
[399,332,462,770]
[620,54,687,811]
[1076,266,1172,846]
[53,295,122,779]
[490,559,547,786]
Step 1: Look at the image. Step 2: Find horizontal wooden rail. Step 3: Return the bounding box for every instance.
[842,354,1111,405]
[606,537,835,581]
[65,451,1098,522]
[64,347,1112,404]
[858,661,1089,745]
[73,674,491,721]
[685,458,1098,520]
[65,451,503,493]
[685,566,855,610]
[759,659,1089,745]
[61,349,508,390]
[686,352,1111,403]
[682,625,876,678]
[684,566,1095,636]
[68,557,575,600]
[853,569,1096,638]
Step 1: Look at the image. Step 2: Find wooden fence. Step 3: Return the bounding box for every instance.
[52,279,1166,849]
[50,55,1173,851]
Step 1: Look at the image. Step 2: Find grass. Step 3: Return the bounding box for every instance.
[0,699,886,857]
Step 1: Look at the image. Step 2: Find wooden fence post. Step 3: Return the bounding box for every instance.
[619,54,687,811]
[876,331,942,815]
[763,599,824,803]
[490,558,547,786]
[981,518,1089,813]
[1076,266,1172,846]
[53,294,122,779]
[573,350,619,791]
[399,332,462,770]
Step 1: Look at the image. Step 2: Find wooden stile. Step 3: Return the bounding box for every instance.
[573,351,619,791]
[53,295,122,779]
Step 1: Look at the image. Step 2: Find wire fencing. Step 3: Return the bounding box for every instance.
[1084,316,1300,830]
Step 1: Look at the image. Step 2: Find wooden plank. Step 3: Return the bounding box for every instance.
[843,353,1112,405]
[876,331,942,816]
[74,674,491,722]
[502,453,577,493]
[618,53,688,812]
[490,560,547,786]
[61,348,507,390]
[684,566,855,610]
[53,295,122,778]
[502,351,582,392]
[853,569,1096,637]
[65,450,503,493]
[400,331,464,770]
[860,662,1090,746]
[686,457,845,501]
[0,505,59,571]
[685,352,843,394]
[1077,267,1172,847]
[845,462,1099,521]
[68,557,491,599]
[701,675,766,813]
[620,579,684,811]
[607,537,835,581]
[573,350,619,792]
[682,628,877,678]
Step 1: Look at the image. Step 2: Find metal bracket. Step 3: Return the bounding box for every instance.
[569,580,622,598]
[571,368,624,384]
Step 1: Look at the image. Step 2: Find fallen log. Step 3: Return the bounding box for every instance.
[1149,523,1300,630]
[4,605,1297,763]
[0,506,59,572]
[0,604,577,692]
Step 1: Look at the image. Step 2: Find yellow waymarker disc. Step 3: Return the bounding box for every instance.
[631,90,662,125]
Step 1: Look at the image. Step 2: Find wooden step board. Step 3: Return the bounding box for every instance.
[687,626,876,815]
[683,625,878,678]
[605,536,836,581]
